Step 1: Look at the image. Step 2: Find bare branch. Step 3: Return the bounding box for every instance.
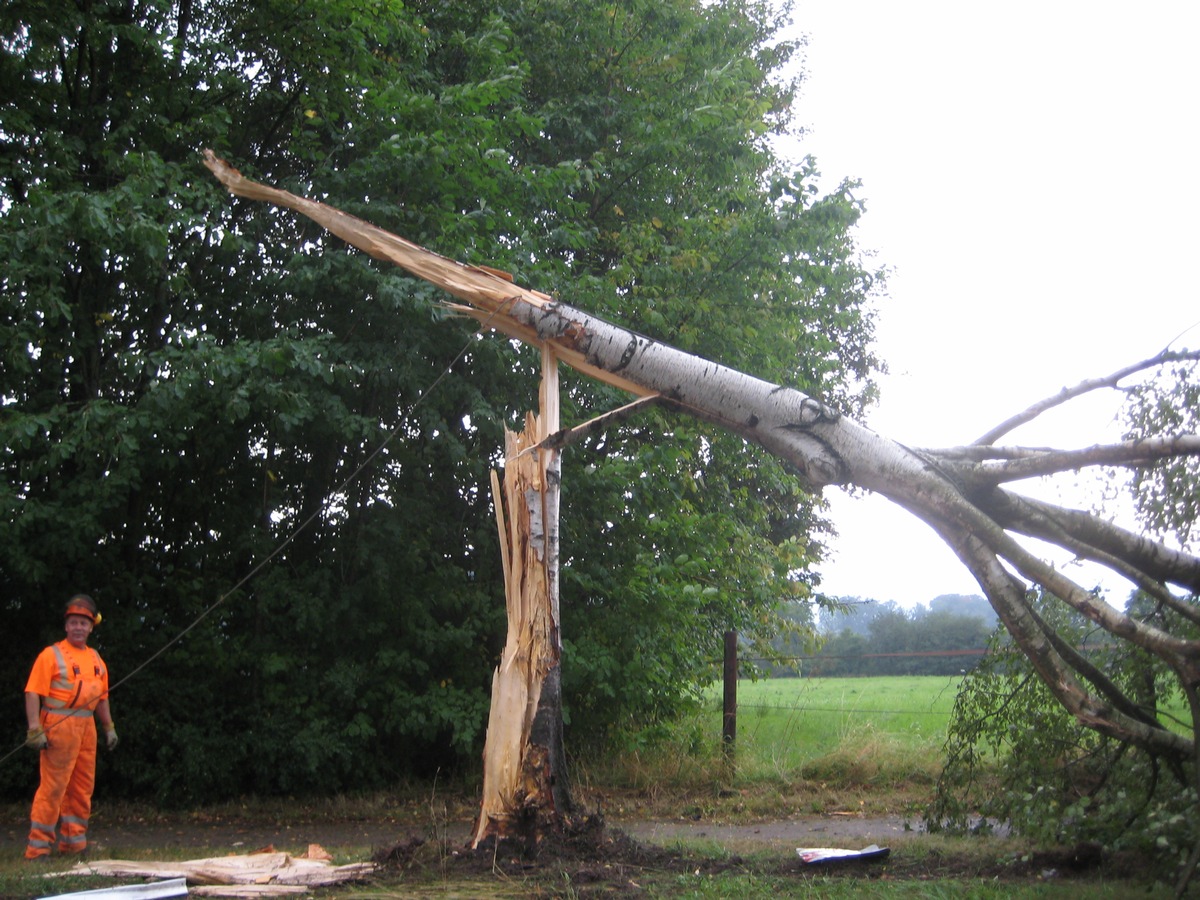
[967,435,1200,482]
[981,515,1194,663]
[974,349,1200,446]
[979,491,1200,626]
[982,493,1200,596]
[511,395,667,459]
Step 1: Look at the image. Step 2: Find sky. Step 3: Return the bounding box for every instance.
[776,2,1200,608]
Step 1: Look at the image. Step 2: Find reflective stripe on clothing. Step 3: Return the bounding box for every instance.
[57,814,90,851]
[25,641,105,860]
[25,712,96,858]
[44,645,83,711]
[27,641,108,713]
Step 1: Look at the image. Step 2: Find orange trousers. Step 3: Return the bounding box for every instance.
[26,713,97,859]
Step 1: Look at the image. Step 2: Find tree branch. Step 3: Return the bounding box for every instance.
[974,349,1200,446]
[963,435,1200,483]
[985,491,1200,627]
[982,493,1200,595]
[937,520,1192,761]
[510,395,667,459]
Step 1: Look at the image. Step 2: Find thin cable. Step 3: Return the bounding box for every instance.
[111,306,509,693]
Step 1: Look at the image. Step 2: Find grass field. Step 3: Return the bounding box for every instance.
[728,675,963,767]
[584,675,967,811]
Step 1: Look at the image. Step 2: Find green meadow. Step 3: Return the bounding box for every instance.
[591,676,966,805]
[726,675,963,766]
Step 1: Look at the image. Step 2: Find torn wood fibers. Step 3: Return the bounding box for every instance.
[470,346,572,847]
[200,152,574,846]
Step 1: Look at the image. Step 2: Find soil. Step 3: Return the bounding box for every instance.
[3,808,1163,896]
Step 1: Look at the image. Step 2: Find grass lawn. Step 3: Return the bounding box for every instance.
[729,675,963,766]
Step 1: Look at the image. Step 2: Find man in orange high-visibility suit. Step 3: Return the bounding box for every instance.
[24,594,119,860]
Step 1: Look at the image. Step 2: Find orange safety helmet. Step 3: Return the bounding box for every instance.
[64,593,101,625]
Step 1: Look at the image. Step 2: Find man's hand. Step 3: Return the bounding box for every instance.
[104,725,119,750]
[25,727,48,751]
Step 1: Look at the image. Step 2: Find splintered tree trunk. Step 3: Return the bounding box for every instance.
[470,348,571,849]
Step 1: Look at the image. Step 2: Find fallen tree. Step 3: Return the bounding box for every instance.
[202,151,1199,863]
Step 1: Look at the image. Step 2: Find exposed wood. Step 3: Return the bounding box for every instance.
[59,852,374,895]
[524,394,666,456]
[201,151,653,401]
[470,346,569,848]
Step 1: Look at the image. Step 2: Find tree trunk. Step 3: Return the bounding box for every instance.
[470,347,572,849]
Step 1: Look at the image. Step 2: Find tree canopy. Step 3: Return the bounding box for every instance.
[0,0,882,801]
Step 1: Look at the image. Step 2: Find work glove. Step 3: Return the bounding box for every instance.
[25,727,48,751]
[104,724,119,751]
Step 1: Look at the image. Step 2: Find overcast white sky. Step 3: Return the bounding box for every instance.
[777,2,1200,607]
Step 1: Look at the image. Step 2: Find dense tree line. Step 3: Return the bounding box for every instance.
[766,595,996,676]
[0,0,882,803]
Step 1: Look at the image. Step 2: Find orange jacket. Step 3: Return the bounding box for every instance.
[26,640,109,716]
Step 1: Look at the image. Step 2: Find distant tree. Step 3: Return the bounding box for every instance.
[914,610,991,675]
[818,598,880,637]
[810,629,869,677]
[764,600,819,677]
[928,594,998,629]
[810,599,991,676]
[864,605,915,675]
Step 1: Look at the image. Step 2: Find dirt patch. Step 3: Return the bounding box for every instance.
[360,814,1153,897]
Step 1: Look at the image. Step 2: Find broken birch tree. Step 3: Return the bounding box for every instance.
[202,150,1200,841]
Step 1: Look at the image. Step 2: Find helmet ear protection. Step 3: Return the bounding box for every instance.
[65,595,101,625]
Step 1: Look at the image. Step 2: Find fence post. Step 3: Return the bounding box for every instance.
[722,630,737,755]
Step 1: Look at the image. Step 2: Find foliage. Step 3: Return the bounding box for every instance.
[929,589,1197,863]
[1123,355,1200,546]
[0,0,882,802]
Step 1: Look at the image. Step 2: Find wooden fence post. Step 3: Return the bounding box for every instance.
[722,630,737,755]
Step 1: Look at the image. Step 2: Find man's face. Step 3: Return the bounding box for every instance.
[64,614,93,647]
